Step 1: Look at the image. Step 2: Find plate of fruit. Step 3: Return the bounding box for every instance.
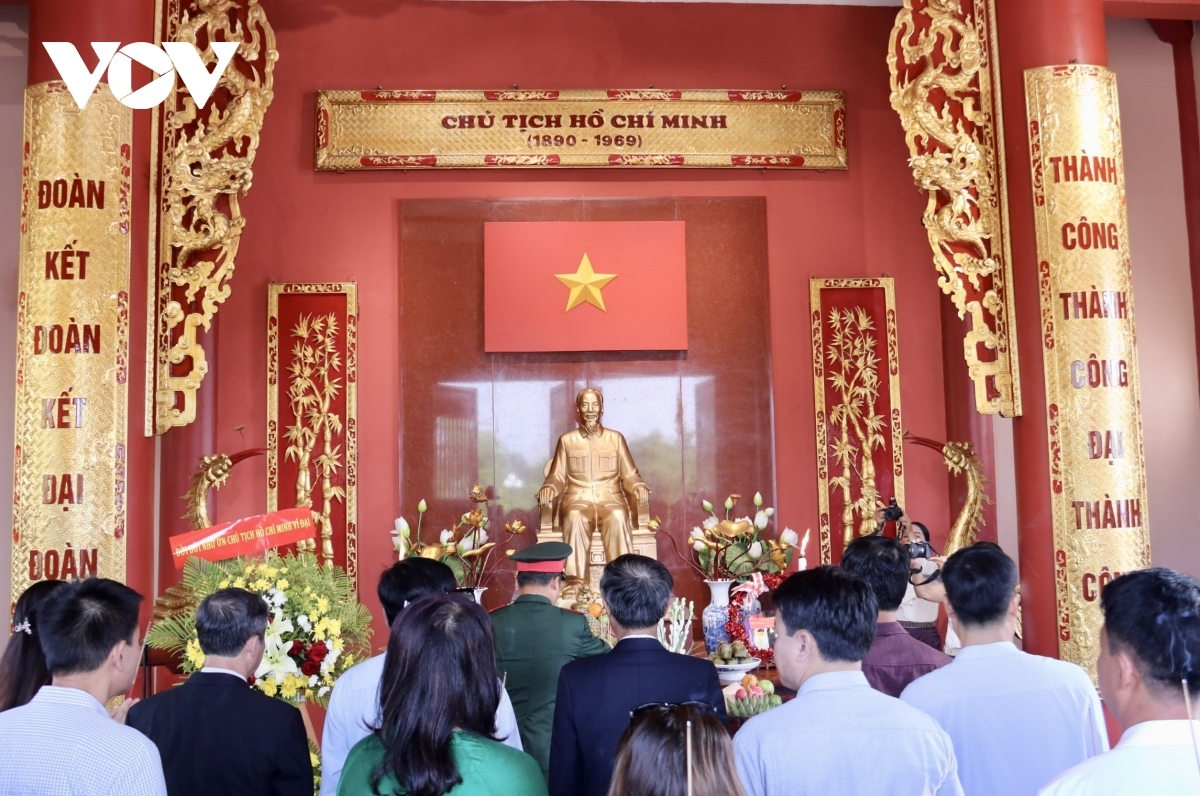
[726,675,783,717]
[708,641,760,681]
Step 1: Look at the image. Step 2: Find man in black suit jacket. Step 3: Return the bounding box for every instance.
[549,555,726,796]
[128,588,312,796]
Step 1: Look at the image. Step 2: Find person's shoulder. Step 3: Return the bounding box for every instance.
[897,633,953,665]
[868,686,950,732]
[1018,650,1094,685]
[456,734,548,793]
[899,658,959,704]
[1038,752,1112,795]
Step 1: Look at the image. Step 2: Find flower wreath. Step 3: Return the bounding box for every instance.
[724,572,785,666]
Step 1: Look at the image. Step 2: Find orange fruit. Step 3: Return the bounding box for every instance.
[588,603,603,618]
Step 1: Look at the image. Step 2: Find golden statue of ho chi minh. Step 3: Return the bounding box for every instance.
[537,388,651,586]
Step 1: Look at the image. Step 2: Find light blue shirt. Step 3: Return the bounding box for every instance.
[0,685,167,796]
[734,670,963,796]
[901,642,1107,796]
[320,652,523,796]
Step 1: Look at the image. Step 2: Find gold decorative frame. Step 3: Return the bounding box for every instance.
[11,83,132,605]
[888,0,1021,417]
[811,278,906,565]
[315,89,846,170]
[1025,65,1150,677]
[267,283,358,587]
[147,0,277,434]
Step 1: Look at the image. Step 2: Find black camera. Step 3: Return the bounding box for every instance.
[883,497,904,522]
[905,541,932,560]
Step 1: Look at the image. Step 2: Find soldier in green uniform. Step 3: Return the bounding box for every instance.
[489,541,610,781]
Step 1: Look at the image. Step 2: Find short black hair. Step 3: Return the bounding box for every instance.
[911,522,931,543]
[601,554,673,630]
[377,557,458,626]
[516,571,562,589]
[38,578,142,676]
[841,536,910,612]
[1102,568,1200,696]
[773,566,876,663]
[942,542,1018,628]
[196,588,269,657]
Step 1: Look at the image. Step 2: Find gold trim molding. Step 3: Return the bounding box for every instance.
[147,0,277,435]
[888,0,1021,417]
[267,283,358,586]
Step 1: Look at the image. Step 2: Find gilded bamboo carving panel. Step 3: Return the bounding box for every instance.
[1025,65,1150,677]
[811,279,905,565]
[267,283,358,588]
[12,83,132,606]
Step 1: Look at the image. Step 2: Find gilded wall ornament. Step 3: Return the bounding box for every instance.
[267,283,359,585]
[888,0,1021,417]
[811,279,906,564]
[147,0,277,434]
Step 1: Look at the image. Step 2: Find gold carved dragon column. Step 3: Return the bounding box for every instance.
[888,0,1021,417]
[147,0,277,434]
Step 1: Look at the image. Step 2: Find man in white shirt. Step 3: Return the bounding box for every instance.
[320,557,521,796]
[734,565,962,796]
[0,577,167,796]
[1041,568,1200,795]
[902,543,1107,796]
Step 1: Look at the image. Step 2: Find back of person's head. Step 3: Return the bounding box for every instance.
[774,566,876,662]
[601,554,673,631]
[942,542,1018,628]
[375,593,500,796]
[0,580,69,711]
[607,704,748,796]
[195,588,268,656]
[516,570,562,590]
[841,536,910,613]
[1102,568,1200,698]
[377,557,457,626]
[37,577,142,676]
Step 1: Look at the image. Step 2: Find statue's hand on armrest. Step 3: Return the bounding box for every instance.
[537,485,556,508]
[633,484,650,506]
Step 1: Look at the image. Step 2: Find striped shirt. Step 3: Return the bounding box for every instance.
[0,685,167,796]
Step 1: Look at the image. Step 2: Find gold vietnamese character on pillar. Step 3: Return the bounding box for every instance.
[537,388,650,592]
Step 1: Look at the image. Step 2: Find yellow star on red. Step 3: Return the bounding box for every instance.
[555,253,617,312]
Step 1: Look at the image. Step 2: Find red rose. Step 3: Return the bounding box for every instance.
[289,640,304,657]
[308,641,328,663]
[300,658,320,676]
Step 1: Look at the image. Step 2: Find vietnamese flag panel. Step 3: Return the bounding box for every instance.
[484,221,687,352]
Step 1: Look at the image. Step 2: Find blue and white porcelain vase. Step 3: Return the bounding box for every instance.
[702,579,734,653]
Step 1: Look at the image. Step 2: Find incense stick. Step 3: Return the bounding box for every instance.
[686,719,693,796]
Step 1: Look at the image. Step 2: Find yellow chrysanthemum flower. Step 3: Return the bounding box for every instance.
[263,567,278,579]
[317,597,330,613]
[218,580,229,589]
[233,578,245,588]
[243,565,254,575]
[260,677,278,697]
[276,579,289,591]
[252,578,269,592]
[185,638,205,669]
[280,677,298,700]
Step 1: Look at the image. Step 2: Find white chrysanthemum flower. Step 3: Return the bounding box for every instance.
[296,615,312,634]
[308,675,319,688]
[318,686,330,698]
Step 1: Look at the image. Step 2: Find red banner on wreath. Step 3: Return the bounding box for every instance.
[170,507,316,569]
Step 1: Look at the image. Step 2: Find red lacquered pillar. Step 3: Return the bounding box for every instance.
[28,0,156,608]
[995,0,1108,658]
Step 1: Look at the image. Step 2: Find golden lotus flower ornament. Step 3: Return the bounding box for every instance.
[469,485,488,503]
[715,519,753,538]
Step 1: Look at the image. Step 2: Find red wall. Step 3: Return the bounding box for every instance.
[207,0,951,642]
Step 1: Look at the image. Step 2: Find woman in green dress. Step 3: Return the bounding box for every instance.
[337,593,547,796]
